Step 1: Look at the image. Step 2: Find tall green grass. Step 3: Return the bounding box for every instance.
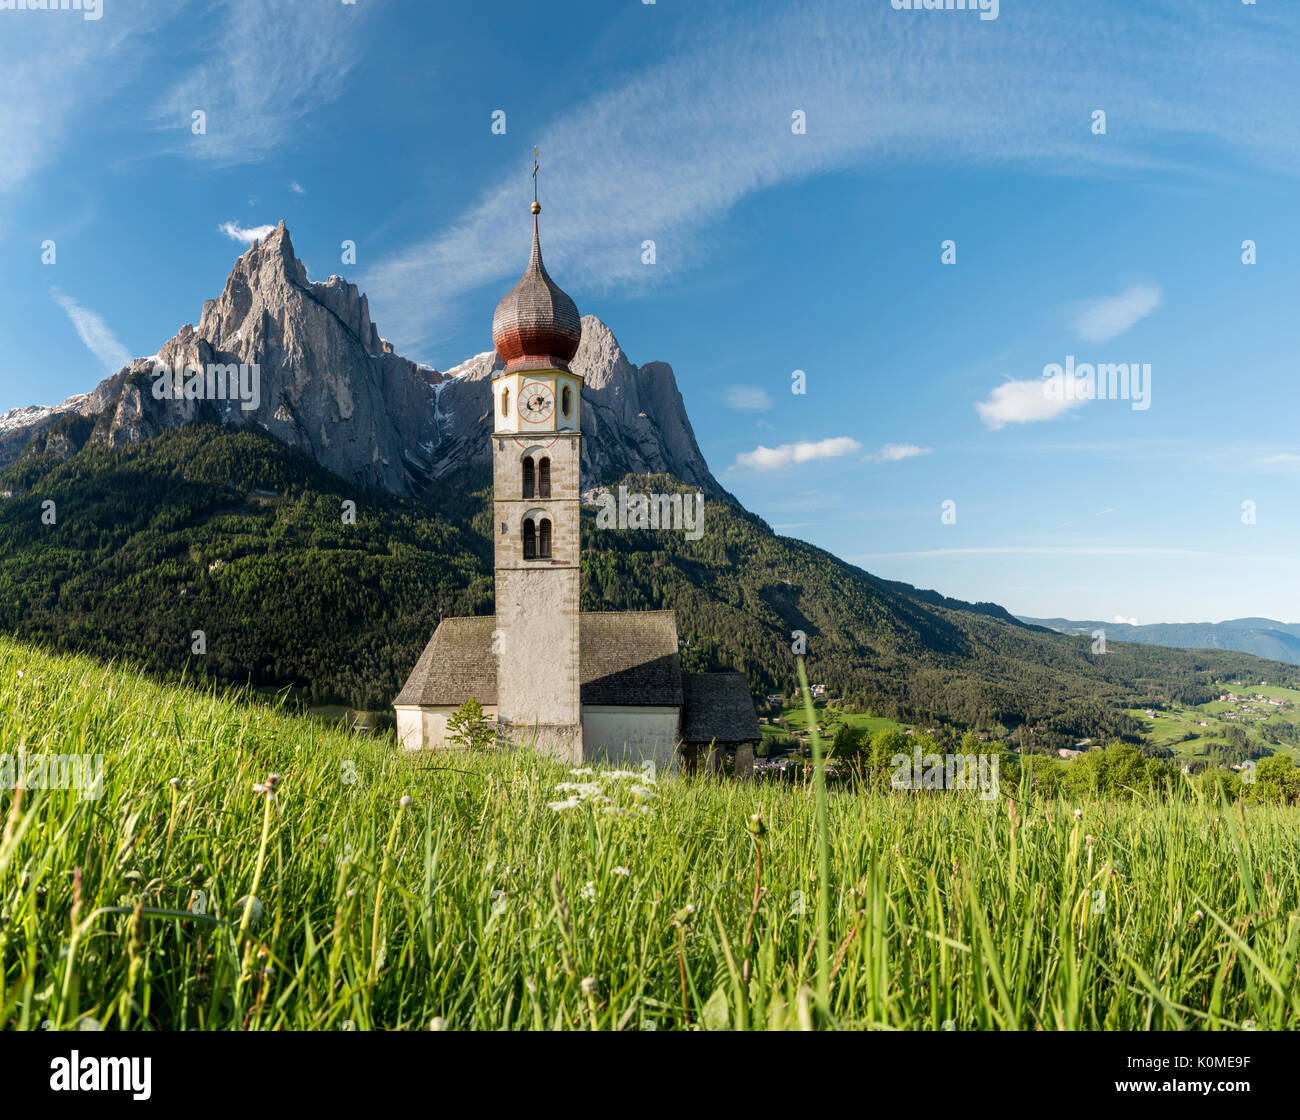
[2,637,1298,1030]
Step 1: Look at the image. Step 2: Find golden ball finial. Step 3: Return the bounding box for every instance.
[530,200,541,215]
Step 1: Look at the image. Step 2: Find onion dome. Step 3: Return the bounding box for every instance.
[491,203,581,373]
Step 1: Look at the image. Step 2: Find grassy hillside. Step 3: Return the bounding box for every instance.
[3,426,1298,748]
[3,638,1298,1030]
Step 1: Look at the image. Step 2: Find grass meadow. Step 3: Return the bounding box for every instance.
[2,636,1298,1031]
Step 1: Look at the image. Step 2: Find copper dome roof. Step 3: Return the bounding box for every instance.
[491,209,581,374]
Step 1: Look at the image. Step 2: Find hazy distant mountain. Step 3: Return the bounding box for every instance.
[1019,616,1300,666]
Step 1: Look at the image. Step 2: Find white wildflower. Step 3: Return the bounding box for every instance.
[630,785,658,800]
[555,782,604,798]
[549,798,582,812]
[612,866,631,876]
[581,881,596,901]
[235,895,265,926]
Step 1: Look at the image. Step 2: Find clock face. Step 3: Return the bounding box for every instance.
[519,381,555,423]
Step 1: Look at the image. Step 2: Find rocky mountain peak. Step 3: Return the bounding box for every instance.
[2,226,720,496]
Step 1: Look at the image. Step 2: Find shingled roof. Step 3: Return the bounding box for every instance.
[680,672,761,744]
[395,611,683,709]
[579,611,682,706]
[394,616,499,707]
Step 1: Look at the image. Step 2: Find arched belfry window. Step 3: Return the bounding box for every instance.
[538,457,551,499]
[522,456,535,499]
[561,384,572,418]
[523,518,537,560]
[538,518,552,559]
[501,386,510,418]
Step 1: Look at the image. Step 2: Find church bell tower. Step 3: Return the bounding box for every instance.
[489,193,584,760]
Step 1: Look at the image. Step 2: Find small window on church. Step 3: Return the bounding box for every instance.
[522,456,535,499]
[501,387,509,417]
[538,457,551,499]
[561,384,572,418]
[523,518,537,560]
[538,518,552,559]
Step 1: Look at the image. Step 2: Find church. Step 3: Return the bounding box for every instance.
[394,198,760,776]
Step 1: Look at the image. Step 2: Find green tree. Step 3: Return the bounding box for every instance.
[446,697,497,752]
[1244,754,1300,805]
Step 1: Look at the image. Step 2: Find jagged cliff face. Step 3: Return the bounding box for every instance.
[0,224,719,496]
[428,316,718,492]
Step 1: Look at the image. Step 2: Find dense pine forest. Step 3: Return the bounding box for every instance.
[2,422,1296,750]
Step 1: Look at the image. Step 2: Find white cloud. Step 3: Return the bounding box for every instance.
[0,8,169,202]
[976,373,1087,429]
[151,3,370,166]
[1113,615,1139,626]
[50,289,132,373]
[867,442,931,463]
[1070,284,1163,343]
[733,437,861,471]
[290,181,306,195]
[724,385,773,412]
[219,221,277,245]
[361,2,1300,350]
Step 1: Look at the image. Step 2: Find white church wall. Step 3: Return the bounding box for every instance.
[581,706,680,773]
[395,706,424,750]
[396,705,499,750]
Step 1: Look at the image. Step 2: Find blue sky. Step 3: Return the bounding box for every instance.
[3,0,1299,624]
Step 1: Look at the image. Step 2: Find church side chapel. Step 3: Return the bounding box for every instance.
[394,191,760,776]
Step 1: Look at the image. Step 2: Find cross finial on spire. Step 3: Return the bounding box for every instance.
[531,146,541,214]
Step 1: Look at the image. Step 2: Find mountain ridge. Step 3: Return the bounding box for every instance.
[0,222,718,498]
[1020,616,1300,667]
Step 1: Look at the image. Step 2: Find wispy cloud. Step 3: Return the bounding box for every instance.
[151,2,369,166]
[290,181,306,195]
[1113,615,1139,626]
[362,1,1300,350]
[1070,284,1163,343]
[0,8,169,201]
[732,437,861,472]
[50,289,131,373]
[724,385,773,412]
[866,442,931,463]
[219,221,277,245]
[976,373,1086,430]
